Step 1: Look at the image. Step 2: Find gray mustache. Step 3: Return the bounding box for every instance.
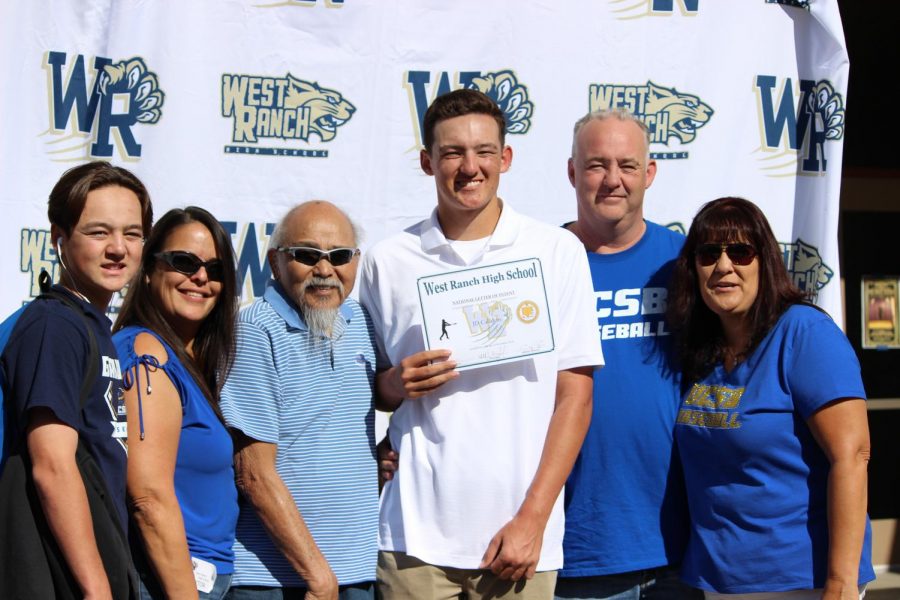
[301,277,343,292]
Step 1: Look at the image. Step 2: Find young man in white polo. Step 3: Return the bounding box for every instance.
[359,89,603,600]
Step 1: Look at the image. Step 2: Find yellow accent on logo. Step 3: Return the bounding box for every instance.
[516,300,539,324]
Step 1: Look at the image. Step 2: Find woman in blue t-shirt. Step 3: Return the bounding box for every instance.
[666,197,873,599]
[113,206,239,600]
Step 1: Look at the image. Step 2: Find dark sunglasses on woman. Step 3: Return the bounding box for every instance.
[695,243,757,267]
[154,251,225,282]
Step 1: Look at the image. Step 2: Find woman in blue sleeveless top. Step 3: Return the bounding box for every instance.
[114,207,239,599]
[667,197,873,599]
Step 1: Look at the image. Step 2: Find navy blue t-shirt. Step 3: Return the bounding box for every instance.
[1,286,128,528]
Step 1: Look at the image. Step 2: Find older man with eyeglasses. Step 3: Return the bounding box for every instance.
[220,200,379,600]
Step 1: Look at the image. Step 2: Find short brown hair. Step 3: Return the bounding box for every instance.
[48,161,153,237]
[422,89,506,153]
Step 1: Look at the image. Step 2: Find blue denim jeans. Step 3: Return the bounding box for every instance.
[555,566,703,600]
[225,581,375,600]
[138,572,232,600]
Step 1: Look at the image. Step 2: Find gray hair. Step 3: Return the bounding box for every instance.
[268,201,362,250]
[571,109,651,160]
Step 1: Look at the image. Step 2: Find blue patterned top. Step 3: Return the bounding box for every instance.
[220,280,378,586]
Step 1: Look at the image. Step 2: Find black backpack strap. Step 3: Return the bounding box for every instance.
[36,272,100,410]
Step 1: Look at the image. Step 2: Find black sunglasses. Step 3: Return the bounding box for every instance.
[276,246,359,267]
[695,243,757,267]
[154,251,225,282]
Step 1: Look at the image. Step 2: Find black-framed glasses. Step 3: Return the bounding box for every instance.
[276,246,359,266]
[695,243,757,267]
[154,251,225,282]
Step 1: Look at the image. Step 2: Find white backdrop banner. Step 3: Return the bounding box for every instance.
[0,0,849,325]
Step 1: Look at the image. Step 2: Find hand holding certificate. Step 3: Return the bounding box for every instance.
[417,258,555,370]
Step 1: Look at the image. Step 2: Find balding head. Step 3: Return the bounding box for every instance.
[571,109,651,162]
[270,200,360,251]
[268,201,361,337]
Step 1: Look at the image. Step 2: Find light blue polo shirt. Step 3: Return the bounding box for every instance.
[220,280,378,587]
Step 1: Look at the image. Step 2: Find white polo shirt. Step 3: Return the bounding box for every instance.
[358,201,604,571]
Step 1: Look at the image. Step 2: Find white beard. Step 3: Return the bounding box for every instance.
[297,276,344,338]
[302,305,340,339]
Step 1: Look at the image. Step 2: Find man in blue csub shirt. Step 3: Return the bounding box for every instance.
[555,110,702,600]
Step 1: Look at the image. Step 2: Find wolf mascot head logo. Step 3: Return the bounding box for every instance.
[786,238,834,298]
[284,75,355,141]
[644,81,713,144]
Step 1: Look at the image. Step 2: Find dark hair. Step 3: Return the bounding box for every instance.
[48,161,153,237]
[422,89,506,152]
[667,197,806,386]
[114,207,237,413]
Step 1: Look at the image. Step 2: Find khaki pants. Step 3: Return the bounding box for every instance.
[377,550,557,600]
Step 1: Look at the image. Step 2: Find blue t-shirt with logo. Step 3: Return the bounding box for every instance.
[114,326,238,575]
[674,304,875,593]
[562,221,690,577]
[1,286,128,528]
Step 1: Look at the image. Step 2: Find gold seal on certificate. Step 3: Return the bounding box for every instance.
[417,258,555,370]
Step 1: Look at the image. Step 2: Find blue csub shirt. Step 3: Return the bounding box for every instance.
[114,325,238,575]
[562,221,689,577]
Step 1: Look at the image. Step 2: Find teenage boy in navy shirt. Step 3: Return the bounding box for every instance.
[1,161,152,599]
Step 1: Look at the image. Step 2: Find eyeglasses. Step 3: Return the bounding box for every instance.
[154,251,225,282]
[276,246,359,266]
[695,243,757,267]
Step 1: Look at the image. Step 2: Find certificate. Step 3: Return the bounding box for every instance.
[417,258,555,370]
